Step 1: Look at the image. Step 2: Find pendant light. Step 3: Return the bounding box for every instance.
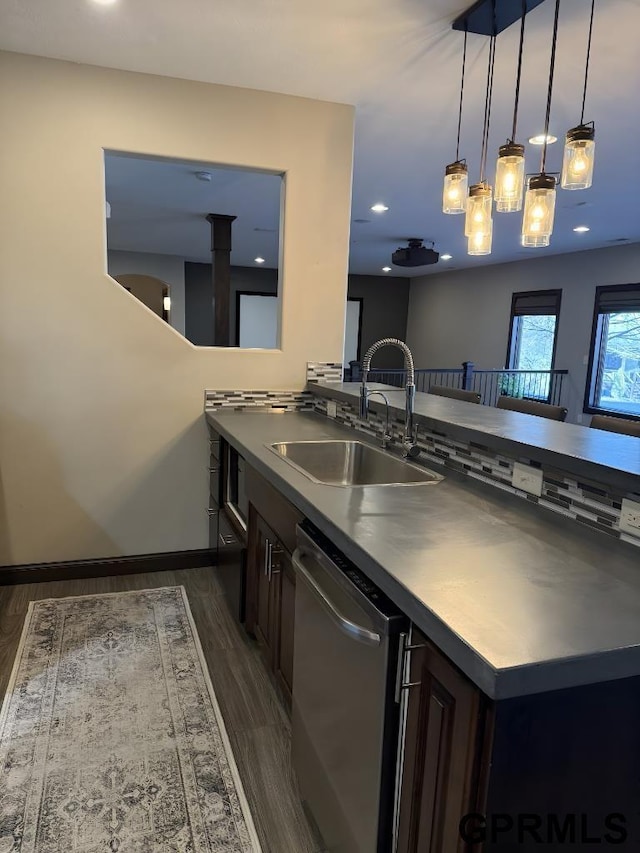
[467,28,496,255]
[443,27,469,214]
[495,0,527,212]
[522,0,560,248]
[561,0,596,190]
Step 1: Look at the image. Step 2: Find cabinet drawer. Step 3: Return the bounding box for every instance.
[209,461,221,505]
[219,510,240,548]
[209,430,221,461]
[246,465,303,553]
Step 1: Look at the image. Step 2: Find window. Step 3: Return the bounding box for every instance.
[586,284,640,419]
[506,290,562,399]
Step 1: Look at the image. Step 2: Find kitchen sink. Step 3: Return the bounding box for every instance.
[268,440,443,486]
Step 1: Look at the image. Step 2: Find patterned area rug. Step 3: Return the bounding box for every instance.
[0,587,262,852]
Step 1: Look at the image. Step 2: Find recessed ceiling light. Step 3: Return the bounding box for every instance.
[382,266,392,272]
[573,225,590,233]
[529,134,558,146]
[440,254,453,260]
[370,203,389,213]
[254,257,265,264]
[90,0,118,5]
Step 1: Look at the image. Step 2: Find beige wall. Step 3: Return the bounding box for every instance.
[406,242,640,424]
[0,51,354,565]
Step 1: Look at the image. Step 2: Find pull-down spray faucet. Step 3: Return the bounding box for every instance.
[359,338,417,455]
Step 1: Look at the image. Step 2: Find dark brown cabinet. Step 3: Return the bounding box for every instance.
[251,510,278,663]
[396,628,492,853]
[245,467,303,710]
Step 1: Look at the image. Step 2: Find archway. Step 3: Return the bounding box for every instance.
[114,274,170,322]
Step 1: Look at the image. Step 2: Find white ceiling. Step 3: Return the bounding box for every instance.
[105,153,283,267]
[3,0,640,276]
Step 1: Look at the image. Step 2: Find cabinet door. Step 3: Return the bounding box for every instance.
[273,546,295,707]
[396,628,492,853]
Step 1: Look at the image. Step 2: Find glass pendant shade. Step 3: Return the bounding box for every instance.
[467,218,493,255]
[464,182,492,237]
[561,124,595,190]
[442,161,468,214]
[521,174,556,248]
[495,143,525,212]
[465,183,493,255]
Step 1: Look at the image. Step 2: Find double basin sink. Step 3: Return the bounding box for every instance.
[268,440,443,487]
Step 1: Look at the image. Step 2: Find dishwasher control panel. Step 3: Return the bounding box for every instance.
[299,519,404,622]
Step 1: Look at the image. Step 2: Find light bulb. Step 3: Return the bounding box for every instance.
[522,174,556,248]
[467,218,493,256]
[443,161,468,214]
[495,143,525,213]
[464,182,492,238]
[561,124,595,190]
[466,183,493,255]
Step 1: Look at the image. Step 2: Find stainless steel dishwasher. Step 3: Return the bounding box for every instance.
[292,520,408,853]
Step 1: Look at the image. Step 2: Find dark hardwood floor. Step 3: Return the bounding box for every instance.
[0,566,325,853]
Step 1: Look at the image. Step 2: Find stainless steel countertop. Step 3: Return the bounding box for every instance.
[309,381,640,494]
[207,409,640,700]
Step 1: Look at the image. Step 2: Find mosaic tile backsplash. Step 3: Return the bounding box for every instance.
[311,395,640,549]
[205,390,313,411]
[204,363,342,411]
[306,362,344,382]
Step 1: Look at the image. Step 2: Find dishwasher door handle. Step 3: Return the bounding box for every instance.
[292,549,381,647]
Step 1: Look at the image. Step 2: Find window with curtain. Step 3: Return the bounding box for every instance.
[506,290,562,400]
[586,284,640,419]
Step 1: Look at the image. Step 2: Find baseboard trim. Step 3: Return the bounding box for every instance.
[0,549,217,585]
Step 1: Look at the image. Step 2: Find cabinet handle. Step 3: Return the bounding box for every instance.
[219,532,237,546]
[394,631,425,703]
[264,537,270,577]
[208,466,220,474]
[269,544,282,580]
[207,508,219,517]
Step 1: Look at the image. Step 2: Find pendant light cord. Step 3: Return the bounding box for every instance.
[580,0,596,125]
[541,0,561,174]
[455,25,468,162]
[511,0,527,142]
[480,34,496,182]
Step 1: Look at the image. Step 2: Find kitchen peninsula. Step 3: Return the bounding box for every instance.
[206,386,640,852]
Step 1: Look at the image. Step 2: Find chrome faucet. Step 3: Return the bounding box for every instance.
[363,390,392,449]
[359,338,417,455]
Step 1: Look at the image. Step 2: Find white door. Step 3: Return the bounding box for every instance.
[239,294,278,348]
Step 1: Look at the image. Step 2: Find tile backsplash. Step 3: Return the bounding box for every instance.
[204,390,313,412]
[312,395,640,548]
[204,363,342,411]
[306,362,343,383]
